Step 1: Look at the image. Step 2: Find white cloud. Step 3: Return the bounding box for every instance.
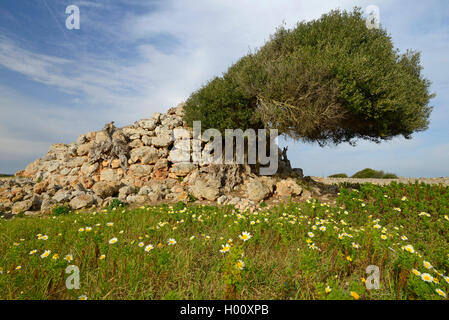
[0,0,447,176]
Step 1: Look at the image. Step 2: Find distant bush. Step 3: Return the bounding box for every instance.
[0,174,13,178]
[351,168,398,179]
[329,173,348,178]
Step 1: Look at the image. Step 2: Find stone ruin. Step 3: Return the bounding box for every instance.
[0,103,311,217]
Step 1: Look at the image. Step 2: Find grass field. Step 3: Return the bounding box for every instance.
[1,182,448,300]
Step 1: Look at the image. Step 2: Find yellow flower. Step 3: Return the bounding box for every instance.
[325,286,332,294]
[220,244,231,253]
[144,244,154,252]
[138,242,145,247]
[108,237,118,244]
[421,273,433,282]
[436,289,447,298]
[15,265,22,270]
[412,269,421,276]
[78,295,88,300]
[403,245,415,254]
[99,254,106,260]
[29,249,37,255]
[52,254,59,260]
[235,260,245,270]
[168,238,177,245]
[423,261,433,269]
[307,232,315,238]
[350,291,360,300]
[346,256,352,262]
[380,234,387,240]
[239,232,252,242]
[40,250,51,258]
[64,255,73,262]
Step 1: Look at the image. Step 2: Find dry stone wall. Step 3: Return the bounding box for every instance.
[0,103,305,217]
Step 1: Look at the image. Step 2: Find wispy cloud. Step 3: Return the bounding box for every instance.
[0,0,447,176]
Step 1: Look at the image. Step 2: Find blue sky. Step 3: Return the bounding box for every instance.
[0,0,448,177]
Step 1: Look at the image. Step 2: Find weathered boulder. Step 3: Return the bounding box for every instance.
[275,179,303,198]
[92,181,121,198]
[33,181,48,195]
[100,168,123,182]
[53,189,71,203]
[128,164,153,178]
[70,193,94,210]
[129,146,159,164]
[189,177,220,201]
[12,195,40,214]
[246,178,271,202]
[170,162,197,177]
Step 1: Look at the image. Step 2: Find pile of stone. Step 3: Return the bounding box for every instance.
[0,103,310,217]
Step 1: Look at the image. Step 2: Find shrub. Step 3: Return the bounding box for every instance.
[183,8,433,146]
[329,173,348,178]
[351,168,398,179]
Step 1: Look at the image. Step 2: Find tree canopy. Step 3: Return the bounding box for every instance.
[183,8,434,146]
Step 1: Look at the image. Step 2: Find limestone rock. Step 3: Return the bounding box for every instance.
[129,146,159,165]
[100,168,123,182]
[170,162,197,177]
[92,181,120,198]
[189,178,220,201]
[246,178,271,202]
[12,196,40,214]
[70,193,94,210]
[275,179,303,198]
[33,181,48,195]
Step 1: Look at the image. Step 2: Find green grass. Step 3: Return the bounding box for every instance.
[0,182,448,300]
[0,174,13,178]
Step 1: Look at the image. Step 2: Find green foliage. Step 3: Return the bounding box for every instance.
[183,75,263,135]
[183,8,434,145]
[107,199,126,211]
[329,173,348,178]
[188,193,197,203]
[173,201,186,211]
[52,205,70,216]
[351,168,398,179]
